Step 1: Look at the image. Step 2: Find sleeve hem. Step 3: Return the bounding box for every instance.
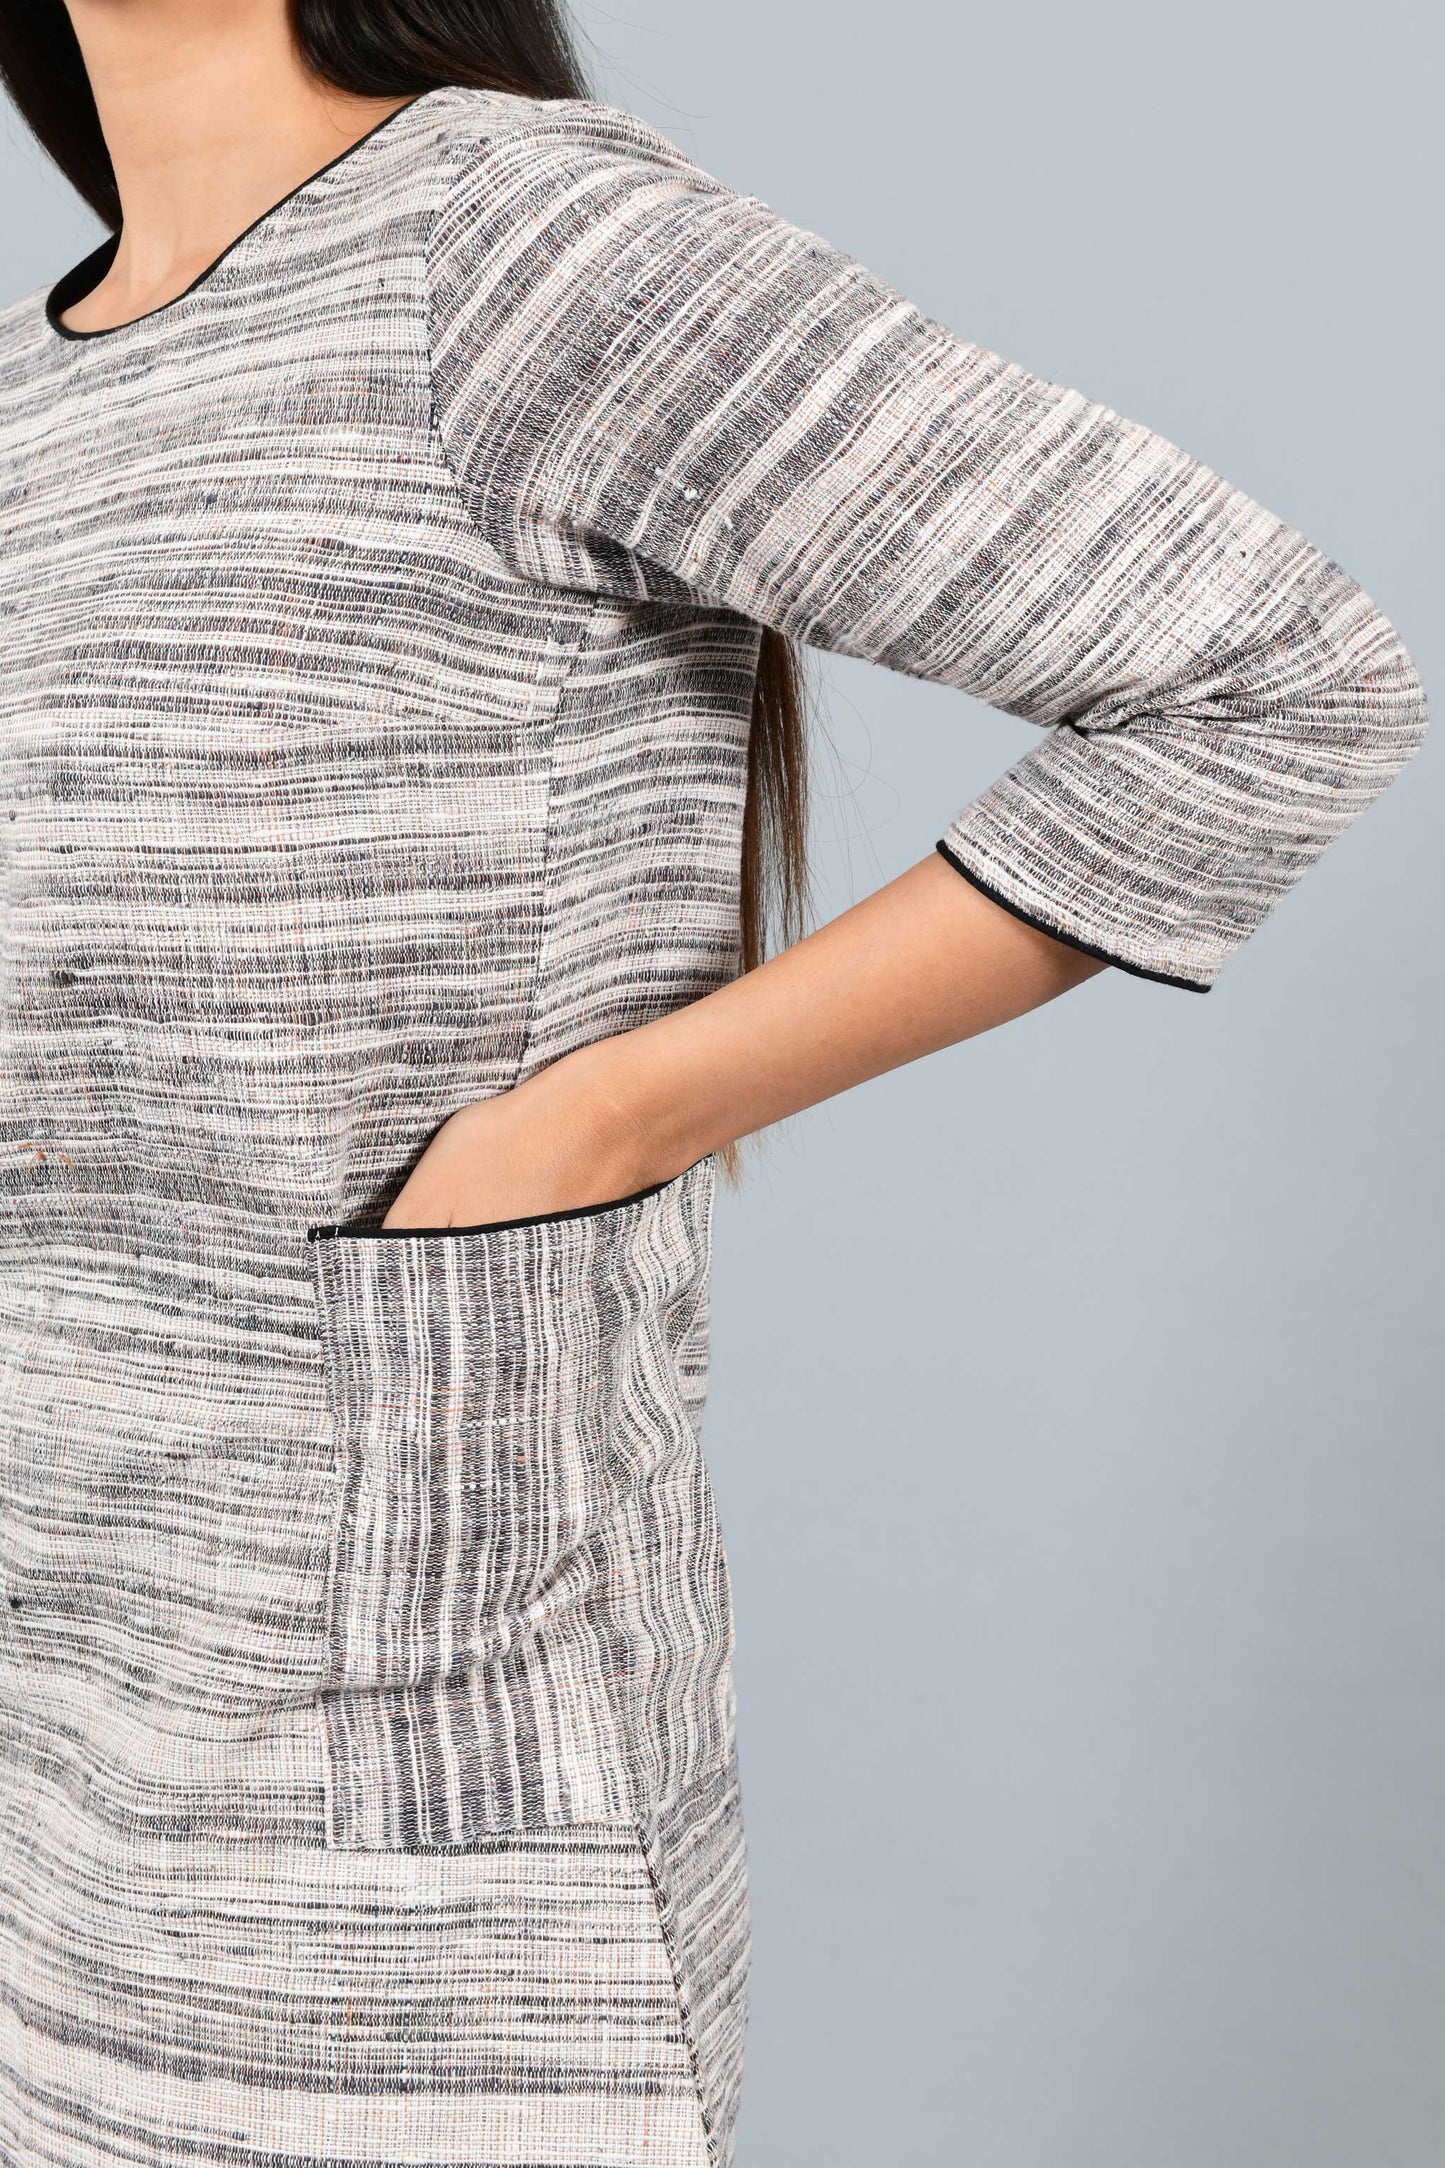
[933,840,1213,993]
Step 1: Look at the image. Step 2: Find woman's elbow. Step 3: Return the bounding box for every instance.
[1379,634,1430,766]
[1260,559,1430,804]
[1341,588,1430,776]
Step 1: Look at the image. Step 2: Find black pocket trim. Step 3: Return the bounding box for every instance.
[306,1161,700,1243]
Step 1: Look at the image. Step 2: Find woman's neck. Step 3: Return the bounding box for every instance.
[60,0,412,332]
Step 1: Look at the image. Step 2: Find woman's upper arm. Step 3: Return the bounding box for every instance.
[424,98,1430,991]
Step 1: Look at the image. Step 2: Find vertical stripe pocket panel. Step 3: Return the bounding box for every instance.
[306,1156,735,1849]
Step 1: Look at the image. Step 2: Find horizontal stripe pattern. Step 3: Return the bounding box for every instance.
[0,89,755,2164]
[0,1799,717,2165]
[425,95,1429,987]
[0,78,1428,2165]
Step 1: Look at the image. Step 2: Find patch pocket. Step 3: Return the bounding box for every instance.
[306,1156,736,1849]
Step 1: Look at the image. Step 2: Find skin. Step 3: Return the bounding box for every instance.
[62,0,1107,1224]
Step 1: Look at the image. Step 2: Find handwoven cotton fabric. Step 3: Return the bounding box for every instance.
[0,83,1427,2167]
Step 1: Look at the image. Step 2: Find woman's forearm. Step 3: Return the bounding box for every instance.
[588,854,1102,1170]
[383,856,1104,1229]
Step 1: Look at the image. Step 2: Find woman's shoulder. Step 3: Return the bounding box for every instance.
[415,86,738,318]
[420,84,711,215]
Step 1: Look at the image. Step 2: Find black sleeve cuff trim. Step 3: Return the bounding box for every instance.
[934,840,1212,993]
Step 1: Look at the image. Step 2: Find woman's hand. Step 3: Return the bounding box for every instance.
[380,1039,683,1230]
[382,853,1104,1230]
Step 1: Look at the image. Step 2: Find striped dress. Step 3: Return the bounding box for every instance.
[0,82,1427,2168]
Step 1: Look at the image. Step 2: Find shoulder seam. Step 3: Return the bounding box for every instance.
[417,104,541,545]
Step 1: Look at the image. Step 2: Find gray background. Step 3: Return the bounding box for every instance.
[4,2,1441,2161]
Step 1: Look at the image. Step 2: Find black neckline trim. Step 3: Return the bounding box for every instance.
[934,839,1213,992]
[45,93,431,343]
[306,1164,698,1243]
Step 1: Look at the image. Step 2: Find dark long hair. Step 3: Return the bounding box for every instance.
[0,0,811,982]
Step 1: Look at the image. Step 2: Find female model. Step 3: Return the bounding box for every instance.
[0,0,1428,2162]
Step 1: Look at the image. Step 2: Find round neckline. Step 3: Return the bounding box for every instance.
[45,92,432,343]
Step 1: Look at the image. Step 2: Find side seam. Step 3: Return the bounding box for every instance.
[634,1816,721,2168]
[506,598,622,1090]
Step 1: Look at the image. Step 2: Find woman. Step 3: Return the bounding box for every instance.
[0,0,1427,2161]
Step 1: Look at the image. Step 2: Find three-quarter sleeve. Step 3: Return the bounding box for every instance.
[424,99,1429,990]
